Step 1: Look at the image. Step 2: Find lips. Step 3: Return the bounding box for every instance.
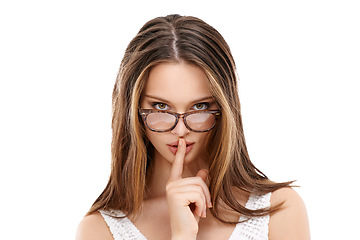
[167,140,194,155]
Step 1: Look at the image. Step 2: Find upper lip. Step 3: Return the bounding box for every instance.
[167,140,194,147]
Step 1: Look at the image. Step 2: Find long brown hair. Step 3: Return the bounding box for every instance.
[88,14,293,224]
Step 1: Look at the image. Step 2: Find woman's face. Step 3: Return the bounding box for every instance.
[140,62,219,168]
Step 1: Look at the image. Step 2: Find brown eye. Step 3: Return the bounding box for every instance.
[154,103,169,110]
[194,103,208,110]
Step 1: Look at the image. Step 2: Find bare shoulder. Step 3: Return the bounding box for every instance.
[76,212,113,240]
[269,188,310,240]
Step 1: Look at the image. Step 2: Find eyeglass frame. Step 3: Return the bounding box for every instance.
[139,108,222,133]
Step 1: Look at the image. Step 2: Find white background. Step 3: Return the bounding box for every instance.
[0,0,359,239]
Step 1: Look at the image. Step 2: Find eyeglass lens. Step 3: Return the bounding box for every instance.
[146,112,216,131]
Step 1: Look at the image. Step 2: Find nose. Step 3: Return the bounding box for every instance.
[170,116,190,137]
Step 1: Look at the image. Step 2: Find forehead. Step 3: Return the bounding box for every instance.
[143,62,212,104]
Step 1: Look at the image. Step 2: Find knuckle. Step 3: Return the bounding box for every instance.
[166,187,174,195]
[166,181,175,189]
[195,176,203,182]
[166,184,176,194]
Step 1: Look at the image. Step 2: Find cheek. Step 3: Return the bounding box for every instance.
[198,132,210,143]
[145,130,165,150]
[198,133,212,153]
[145,130,157,145]
[198,135,210,150]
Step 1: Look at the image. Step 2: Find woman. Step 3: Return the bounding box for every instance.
[76,14,310,240]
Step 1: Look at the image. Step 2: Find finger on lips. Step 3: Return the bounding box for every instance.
[169,138,186,181]
[167,137,212,218]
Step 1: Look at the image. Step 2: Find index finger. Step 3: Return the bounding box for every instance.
[168,138,186,181]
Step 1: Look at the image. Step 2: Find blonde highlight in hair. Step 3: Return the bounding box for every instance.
[87,14,294,223]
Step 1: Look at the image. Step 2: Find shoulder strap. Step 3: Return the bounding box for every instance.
[228,192,271,240]
[99,210,147,240]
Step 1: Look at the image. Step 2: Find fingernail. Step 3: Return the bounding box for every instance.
[208,202,213,208]
[179,138,184,146]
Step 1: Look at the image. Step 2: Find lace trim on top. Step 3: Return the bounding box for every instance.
[100,192,271,240]
[99,209,147,240]
[228,192,271,240]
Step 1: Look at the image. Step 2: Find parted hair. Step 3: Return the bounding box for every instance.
[88,14,293,224]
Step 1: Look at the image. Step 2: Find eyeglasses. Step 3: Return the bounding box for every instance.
[139,109,221,133]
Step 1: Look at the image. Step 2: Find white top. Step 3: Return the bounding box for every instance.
[99,192,271,240]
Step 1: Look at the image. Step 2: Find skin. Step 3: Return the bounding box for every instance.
[76,62,310,240]
[167,138,210,239]
[140,62,218,182]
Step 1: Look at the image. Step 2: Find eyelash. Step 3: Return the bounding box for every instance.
[152,102,169,110]
[193,102,210,110]
[151,102,210,110]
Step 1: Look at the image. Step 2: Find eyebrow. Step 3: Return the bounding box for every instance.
[144,94,214,104]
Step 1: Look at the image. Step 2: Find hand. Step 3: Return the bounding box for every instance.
[166,138,212,240]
